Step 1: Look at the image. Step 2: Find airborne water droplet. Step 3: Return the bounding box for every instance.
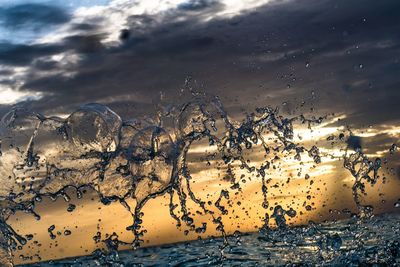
[67,204,76,212]
[389,143,397,155]
[64,230,72,236]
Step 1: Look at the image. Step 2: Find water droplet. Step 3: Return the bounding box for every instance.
[67,204,76,213]
[64,230,72,236]
[389,143,397,155]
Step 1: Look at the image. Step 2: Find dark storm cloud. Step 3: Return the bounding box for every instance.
[31,59,59,71]
[2,0,400,128]
[64,34,105,54]
[71,23,100,32]
[0,3,71,30]
[0,69,13,76]
[0,34,105,66]
[0,42,64,66]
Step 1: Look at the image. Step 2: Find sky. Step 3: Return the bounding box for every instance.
[0,0,398,126]
[0,0,399,264]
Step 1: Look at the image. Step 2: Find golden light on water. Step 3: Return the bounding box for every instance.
[6,115,400,265]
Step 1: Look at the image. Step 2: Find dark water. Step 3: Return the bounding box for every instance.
[21,213,400,266]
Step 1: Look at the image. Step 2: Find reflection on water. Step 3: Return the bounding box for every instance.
[0,90,398,266]
[22,213,400,266]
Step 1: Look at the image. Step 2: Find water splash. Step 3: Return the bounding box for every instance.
[0,90,396,266]
[343,147,382,219]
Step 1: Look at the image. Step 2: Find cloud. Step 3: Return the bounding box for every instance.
[0,42,64,66]
[0,86,43,105]
[63,34,105,53]
[178,0,221,11]
[0,3,71,30]
[0,0,399,133]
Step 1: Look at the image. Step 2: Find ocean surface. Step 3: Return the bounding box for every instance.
[21,212,400,266]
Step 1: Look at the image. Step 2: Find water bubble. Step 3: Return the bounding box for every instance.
[67,103,122,153]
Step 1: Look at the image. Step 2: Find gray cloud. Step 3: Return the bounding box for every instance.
[0,3,71,30]
[0,0,399,129]
[63,34,105,54]
[0,42,64,66]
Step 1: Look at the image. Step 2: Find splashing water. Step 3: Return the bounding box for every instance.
[0,90,397,266]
